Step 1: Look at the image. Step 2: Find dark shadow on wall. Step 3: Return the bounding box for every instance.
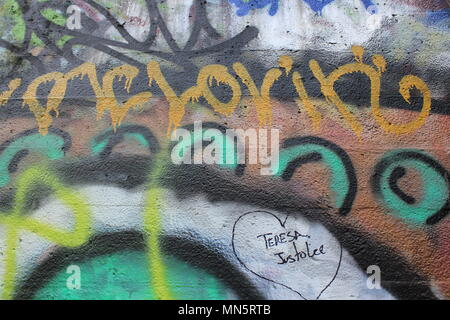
[0,153,440,300]
[14,231,264,300]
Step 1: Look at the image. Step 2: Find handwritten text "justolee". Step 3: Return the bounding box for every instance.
[275,242,326,265]
[257,231,326,265]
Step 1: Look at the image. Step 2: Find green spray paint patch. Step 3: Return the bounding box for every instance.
[276,144,349,209]
[0,0,25,43]
[40,8,67,26]
[33,250,230,300]
[56,35,74,49]
[0,1,65,47]
[0,132,67,187]
[91,133,150,155]
[172,128,239,170]
[376,150,449,225]
[0,0,46,47]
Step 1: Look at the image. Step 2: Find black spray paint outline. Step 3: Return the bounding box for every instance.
[0,0,258,77]
[2,1,450,116]
[231,210,342,300]
[14,231,264,300]
[371,151,450,225]
[0,146,438,299]
[0,127,72,179]
[91,124,160,159]
[281,136,358,216]
[388,167,416,205]
[173,122,247,177]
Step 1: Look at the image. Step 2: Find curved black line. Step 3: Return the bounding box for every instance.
[231,210,306,300]
[184,0,221,51]
[8,150,29,174]
[371,151,450,225]
[91,125,160,159]
[82,0,140,46]
[143,0,159,46]
[183,26,259,59]
[0,127,72,155]
[0,127,72,179]
[281,152,322,181]
[282,136,358,216]
[162,235,264,300]
[231,210,343,300]
[0,39,46,74]
[316,243,342,300]
[175,122,247,177]
[1,0,259,76]
[389,166,416,205]
[15,231,263,300]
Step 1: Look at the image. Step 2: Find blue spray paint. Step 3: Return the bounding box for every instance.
[228,0,378,16]
[228,0,279,16]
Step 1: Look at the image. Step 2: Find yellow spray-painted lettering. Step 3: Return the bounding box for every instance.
[147,61,198,136]
[0,162,174,300]
[233,62,281,126]
[196,64,242,116]
[22,72,68,135]
[8,46,432,139]
[310,46,431,138]
[66,63,152,131]
[0,79,21,106]
[0,166,92,300]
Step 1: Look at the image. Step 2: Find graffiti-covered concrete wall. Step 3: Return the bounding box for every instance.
[0,0,448,300]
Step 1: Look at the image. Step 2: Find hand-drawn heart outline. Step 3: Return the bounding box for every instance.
[231,210,342,300]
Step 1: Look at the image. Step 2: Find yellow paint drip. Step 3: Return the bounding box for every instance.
[10,46,432,140]
[143,139,173,300]
[0,78,21,106]
[309,46,431,138]
[0,166,92,300]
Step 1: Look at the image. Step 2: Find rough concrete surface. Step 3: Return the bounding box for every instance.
[0,0,448,300]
